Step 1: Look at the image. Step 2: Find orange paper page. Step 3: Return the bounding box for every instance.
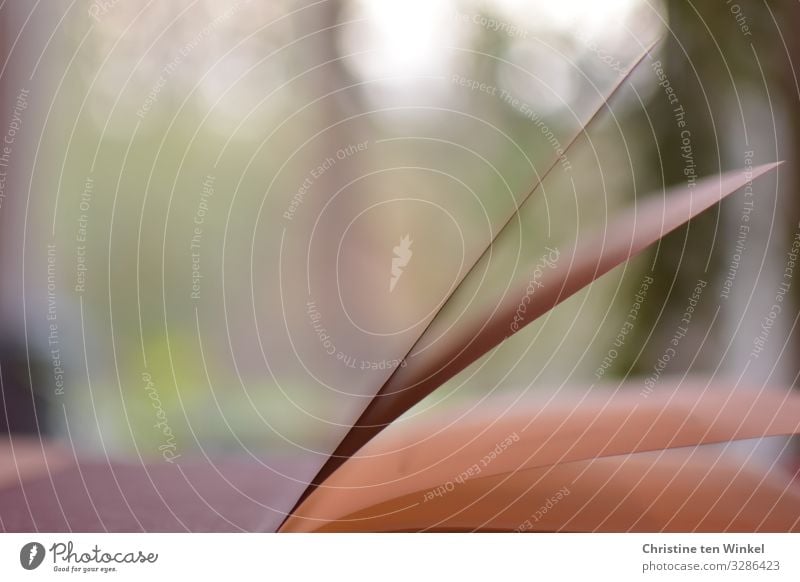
[292,446,800,532]
[283,382,800,531]
[310,163,782,490]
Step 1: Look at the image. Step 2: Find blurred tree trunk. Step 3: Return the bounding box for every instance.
[626,0,799,457]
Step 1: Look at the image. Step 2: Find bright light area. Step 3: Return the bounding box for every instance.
[344,0,662,106]
[342,0,458,81]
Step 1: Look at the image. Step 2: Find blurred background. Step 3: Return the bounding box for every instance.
[0,0,798,468]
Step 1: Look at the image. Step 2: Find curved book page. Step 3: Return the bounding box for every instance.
[288,447,800,532]
[305,161,782,494]
[282,383,800,531]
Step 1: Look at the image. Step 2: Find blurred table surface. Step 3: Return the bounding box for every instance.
[4,437,800,533]
[0,437,309,532]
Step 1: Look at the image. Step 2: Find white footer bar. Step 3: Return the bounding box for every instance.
[1,533,797,581]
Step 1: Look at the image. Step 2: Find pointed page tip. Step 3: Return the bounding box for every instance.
[298,161,782,506]
[342,160,781,449]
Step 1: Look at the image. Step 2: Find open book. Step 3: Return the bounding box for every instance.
[271,44,797,533]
